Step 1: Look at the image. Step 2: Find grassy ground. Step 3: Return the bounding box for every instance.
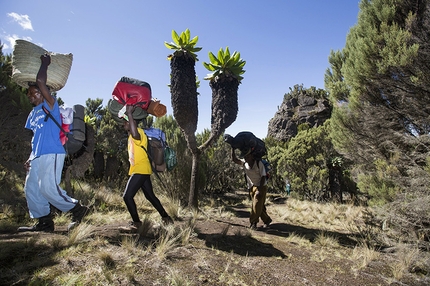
[0,182,429,285]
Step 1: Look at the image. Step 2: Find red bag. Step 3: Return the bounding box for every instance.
[112,77,152,110]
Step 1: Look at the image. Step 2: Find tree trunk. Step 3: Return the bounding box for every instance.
[188,151,200,209]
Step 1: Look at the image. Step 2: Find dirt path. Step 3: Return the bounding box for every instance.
[1,203,428,285]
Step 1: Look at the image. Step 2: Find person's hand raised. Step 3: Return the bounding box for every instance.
[126,104,136,115]
[40,53,51,66]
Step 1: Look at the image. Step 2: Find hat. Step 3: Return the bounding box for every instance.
[239,147,251,159]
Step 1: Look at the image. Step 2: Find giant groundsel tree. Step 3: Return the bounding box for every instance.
[165,29,245,209]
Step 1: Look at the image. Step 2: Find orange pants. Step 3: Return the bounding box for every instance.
[249,185,271,224]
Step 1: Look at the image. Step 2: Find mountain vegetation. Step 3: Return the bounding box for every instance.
[0,0,430,284]
[324,0,430,246]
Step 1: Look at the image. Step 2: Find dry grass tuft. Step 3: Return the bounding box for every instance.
[389,245,421,280]
[67,222,96,245]
[121,235,145,254]
[154,230,178,260]
[315,231,340,248]
[285,232,311,247]
[166,267,192,286]
[351,243,380,272]
[178,225,194,245]
[164,197,183,220]
[98,250,116,269]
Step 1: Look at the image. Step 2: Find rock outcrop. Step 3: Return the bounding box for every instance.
[267,85,332,141]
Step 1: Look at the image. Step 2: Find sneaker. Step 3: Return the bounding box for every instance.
[119,221,142,233]
[263,218,272,228]
[67,203,89,231]
[18,215,54,232]
[162,216,174,225]
[249,222,257,230]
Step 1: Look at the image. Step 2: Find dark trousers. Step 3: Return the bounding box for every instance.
[249,185,271,224]
[123,174,168,222]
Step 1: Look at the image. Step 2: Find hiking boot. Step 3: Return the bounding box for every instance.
[263,218,272,228]
[18,215,54,232]
[119,221,142,233]
[249,222,257,230]
[67,203,89,231]
[162,216,174,225]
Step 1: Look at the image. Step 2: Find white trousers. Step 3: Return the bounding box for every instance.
[24,153,77,218]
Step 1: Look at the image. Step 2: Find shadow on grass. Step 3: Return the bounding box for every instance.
[262,223,359,247]
[221,206,359,249]
[0,234,60,285]
[197,232,287,258]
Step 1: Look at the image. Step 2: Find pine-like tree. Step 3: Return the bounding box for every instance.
[325,0,430,244]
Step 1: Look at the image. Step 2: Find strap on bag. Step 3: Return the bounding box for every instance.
[42,105,68,134]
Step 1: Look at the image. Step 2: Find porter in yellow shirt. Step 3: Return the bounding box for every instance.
[128,128,152,175]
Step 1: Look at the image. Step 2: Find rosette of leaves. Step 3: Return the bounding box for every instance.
[164,29,202,142]
[203,47,246,137]
[164,29,202,61]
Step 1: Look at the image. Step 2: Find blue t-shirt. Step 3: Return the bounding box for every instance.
[25,100,66,158]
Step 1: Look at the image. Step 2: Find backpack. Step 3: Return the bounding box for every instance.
[164,145,177,171]
[43,104,86,156]
[142,127,177,172]
[224,131,267,160]
[260,159,271,179]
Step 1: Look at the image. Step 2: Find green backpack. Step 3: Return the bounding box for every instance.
[164,146,177,171]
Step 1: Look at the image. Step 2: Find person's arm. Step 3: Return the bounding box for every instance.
[126,105,141,140]
[231,147,243,165]
[259,176,266,187]
[259,160,267,186]
[256,161,266,195]
[36,54,55,109]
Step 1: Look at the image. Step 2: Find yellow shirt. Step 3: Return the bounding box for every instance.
[128,128,152,175]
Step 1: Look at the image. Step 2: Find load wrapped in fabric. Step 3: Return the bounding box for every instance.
[112,77,152,110]
[107,99,148,123]
[224,131,267,159]
[59,106,73,145]
[11,39,73,91]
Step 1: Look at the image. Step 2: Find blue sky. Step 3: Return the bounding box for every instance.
[1,0,360,139]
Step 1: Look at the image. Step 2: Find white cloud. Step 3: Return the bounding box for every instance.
[7,12,34,31]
